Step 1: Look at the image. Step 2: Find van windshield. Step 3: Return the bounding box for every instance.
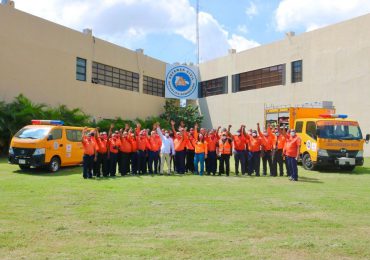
[15,128,50,140]
[317,121,363,140]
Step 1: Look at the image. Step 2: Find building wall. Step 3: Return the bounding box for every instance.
[198,13,370,155]
[0,5,166,121]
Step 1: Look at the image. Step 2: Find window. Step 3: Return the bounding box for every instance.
[49,129,63,140]
[92,62,139,92]
[66,129,82,142]
[306,121,317,139]
[291,60,302,83]
[76,57,86,81]
[143,76,165,97]
[200,76,228,97]
[233,64,285,92]
[295,121,303,133]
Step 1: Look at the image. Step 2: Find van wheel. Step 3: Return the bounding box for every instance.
[19,165,30,171]
[339,165,355,172]
[49,157,61,172]
[302,153,315,171]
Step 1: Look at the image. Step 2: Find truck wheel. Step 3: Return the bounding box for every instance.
[302,153,315,171]
[48,157,61,172]
[340,165,355,172]
[19,165,30,171]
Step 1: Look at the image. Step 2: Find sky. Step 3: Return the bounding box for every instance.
[11,0,370,64]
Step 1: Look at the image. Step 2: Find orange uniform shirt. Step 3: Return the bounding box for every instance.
[82,137,96,156]
[129,136,138,152]
[248,136,262,152]
[174,137,187,151]
[284,135,301,158]
[218,139,232,155]
[272,135,286,150]
[149,135,162,152]
[194,141,208,154]
[206,135,218,152]
[233,135,247,151]
[137,136,149,151]
[120,137,132,153]
[109,137,120,154]
[95,137,108,154]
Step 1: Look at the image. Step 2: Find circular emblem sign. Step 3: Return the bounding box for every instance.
[166,66,198,98]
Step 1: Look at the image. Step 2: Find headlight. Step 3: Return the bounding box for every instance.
[356,151,363,158]
[318,149,329,157]
[9,147,14,155]
[33,148,45,156]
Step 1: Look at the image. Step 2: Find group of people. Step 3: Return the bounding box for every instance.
[81,120,301,181]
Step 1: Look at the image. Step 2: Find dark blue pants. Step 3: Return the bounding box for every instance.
[286,156,298,181]
[137,150,147,174]
[93,152,108,177]
[130,152,138,174]
[262,150,273,176]
[206,151,217,175]
[219,154,231,176]
[120,152,131,175]
[234,150,246,174]
[186,149,195,173]
[83,154,94,179]
[175,150,186,174]
[248,151,261,176]
[109,152,118,176]
[148,150,159,174]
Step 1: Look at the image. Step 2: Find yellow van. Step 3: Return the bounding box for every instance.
[8,120,86,172]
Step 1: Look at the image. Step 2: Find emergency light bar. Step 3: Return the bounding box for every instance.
[319,114,348,119]
[31,120,64,125]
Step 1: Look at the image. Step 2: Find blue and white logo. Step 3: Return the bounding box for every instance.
[165,65,199,100]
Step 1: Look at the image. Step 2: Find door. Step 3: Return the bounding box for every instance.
[64,128,84,165]
[45,127,64,164]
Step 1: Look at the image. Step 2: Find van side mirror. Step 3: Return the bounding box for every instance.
[47,134,53,141]
[366,134,370,143]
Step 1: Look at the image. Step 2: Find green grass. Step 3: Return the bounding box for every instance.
[1,158,370,260]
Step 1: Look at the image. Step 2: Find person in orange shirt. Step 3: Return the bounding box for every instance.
[216,132,233,176]
[247,125,262,176]
[136,123,150,174]
[258,123,274,176]
[171,120,187,174]
[284,129,301,181]
[194,133,208,176]
[108,124,121,177]
[205,129,219,175]
[93,128,109,177]
[119,124,132,176]
[231,125,247,175]
[82,127,97,179]
[148,127,162,174]
[272,127,286,176]
[128,130,138,175]
[185,126,197,174]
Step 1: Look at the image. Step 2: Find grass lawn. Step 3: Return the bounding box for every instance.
[1,157,370,260]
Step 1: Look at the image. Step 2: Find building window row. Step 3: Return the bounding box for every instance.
[143,76,165,97]
[199,76,228,98]
[92,61,139,92]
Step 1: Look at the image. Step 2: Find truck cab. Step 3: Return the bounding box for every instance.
[295,117,368,171]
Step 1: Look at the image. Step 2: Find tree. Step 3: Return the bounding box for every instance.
[160,99,203,128]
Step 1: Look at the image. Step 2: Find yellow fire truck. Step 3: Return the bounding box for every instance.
[265,102,369,171]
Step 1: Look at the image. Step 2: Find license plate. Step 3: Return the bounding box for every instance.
[19,159,26,165]
[338,157,355,166]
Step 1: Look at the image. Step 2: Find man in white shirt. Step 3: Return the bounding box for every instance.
[156,123,175,175]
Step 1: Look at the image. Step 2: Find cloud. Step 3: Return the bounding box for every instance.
[237,25,248,34]
[246,1,258,18]
[14,0,259,62]
[275,0,370,32]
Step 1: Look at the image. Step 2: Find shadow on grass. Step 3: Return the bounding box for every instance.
[298,176,323,184]
[13,166,81,177]
[317,166,370,175]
